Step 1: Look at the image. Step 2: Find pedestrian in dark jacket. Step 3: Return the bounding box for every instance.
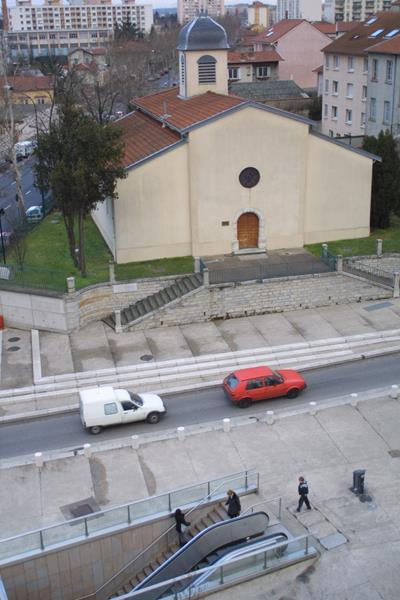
[175,508,191,547]
[296,476,311,512]
[225,489,241,518]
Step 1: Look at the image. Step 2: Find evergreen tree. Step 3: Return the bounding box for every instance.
[362,130,400,228]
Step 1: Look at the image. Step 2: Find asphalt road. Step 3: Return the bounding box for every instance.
[0,157,44,232]
[0,354,399,459]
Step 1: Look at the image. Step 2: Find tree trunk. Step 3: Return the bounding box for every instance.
[78,210,86,277]
[63,212,78,268]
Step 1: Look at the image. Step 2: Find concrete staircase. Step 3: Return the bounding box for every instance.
[104,274,203,331]
[112,503,227,598]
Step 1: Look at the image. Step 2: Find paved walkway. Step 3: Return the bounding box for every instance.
[1,297,400,390]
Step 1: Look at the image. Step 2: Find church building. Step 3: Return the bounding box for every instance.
[93,14,378,264]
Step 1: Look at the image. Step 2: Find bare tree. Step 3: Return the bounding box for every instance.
[0,32,26,218]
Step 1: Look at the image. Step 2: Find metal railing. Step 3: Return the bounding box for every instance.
[343,259,394,288]
[109,533,316,599]
[242,496,283,520]
[79,469,259,600]
[321,248,337,271]
[0,470,258,566]
[207,260,332,285]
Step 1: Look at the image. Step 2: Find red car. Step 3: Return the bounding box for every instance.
[223,366,307,408]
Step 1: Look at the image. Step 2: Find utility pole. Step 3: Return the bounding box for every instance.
[0,32,26,220]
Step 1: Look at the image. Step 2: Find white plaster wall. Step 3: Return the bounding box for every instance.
[92,197,116,258]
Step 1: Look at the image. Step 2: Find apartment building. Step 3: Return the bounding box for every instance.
[322,11,400,137]
[247,2,275,27]
[177,0,225,24]
[4,0,153,58]
[365,34,400,136]
[324,0,392,23]
[276,0,321,22]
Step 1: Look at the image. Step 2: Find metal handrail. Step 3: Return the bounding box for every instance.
[77,469,258,600]
[105,533,314,599]
[242,496,283,520]
[0,470,254,552]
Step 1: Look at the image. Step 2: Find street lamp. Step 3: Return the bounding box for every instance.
[0,208,6,265]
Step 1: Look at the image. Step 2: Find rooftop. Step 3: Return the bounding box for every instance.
[133,88,246,133]
[323,11,400,55]
[177,14,229,51]
[367,33,400,55]
[229,80,308,101]
[117,110,182,169]
[228,49,283,64]
[8,75,53,92]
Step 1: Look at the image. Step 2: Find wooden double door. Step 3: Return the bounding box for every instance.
[237,212,259,249]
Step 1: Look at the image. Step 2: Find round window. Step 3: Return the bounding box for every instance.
[239,167,260,189]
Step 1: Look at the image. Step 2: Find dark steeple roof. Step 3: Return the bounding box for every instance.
[177,13,229,51]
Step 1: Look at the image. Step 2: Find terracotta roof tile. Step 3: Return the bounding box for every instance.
[250,19,305,44]
[9,75,52,92]
[116,111,182,168]
[312,21,359,34]
[133,88,246,132]
[367,34,400,55]
[323,11,400,56]
[228,50,283,63]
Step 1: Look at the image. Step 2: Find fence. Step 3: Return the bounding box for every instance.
[0,469,258,564]
[206,259,332,285]
[335,134,365,148]
[320,246,337,271]
[343,258,394,288]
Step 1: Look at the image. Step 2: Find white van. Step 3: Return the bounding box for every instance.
[79,387,166,434]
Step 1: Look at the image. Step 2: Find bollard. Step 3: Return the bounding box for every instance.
[309,401,317,416]
[223,418,231,433]
[390,385,399,399]
[266,410,274,425]
[177,426,185,441]
[350,393,358,407]
[108,260,116,284]
[115,309,122,334]
[322,243,328,259]
[393,273,400,299]
[203,268,210,287]
[83,443,92,458]
[66,276,76,294]
[194,257,201,273]
[131,435,139,450]
[35,452,44,468]
[376,238,382,257]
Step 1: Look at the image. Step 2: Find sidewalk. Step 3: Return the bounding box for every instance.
[0,388,399,599]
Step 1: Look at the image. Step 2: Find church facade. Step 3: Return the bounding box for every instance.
[92,15,378,264]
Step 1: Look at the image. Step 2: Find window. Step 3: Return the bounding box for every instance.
[385,28,400,39]
[365,16,377,25]
[370,97,376,121]
[324,78,329,93]
[324,103,328,118]
[346,83,354,98]
[347,56,354,71]
[345,109,352,124]
[386,60,393,83]
[325,54,330,68]
[361,112,366,128]
[331,105,338,120]
[333,55,340,69]
[180,54,185,86]
[371,58,378,81]
[246,378,264,390]
[383,101,391,124]
[228,67,240,80]
[363,57,368,73]
[362,85,367,101]
[256,66,270,78]
[332,80,338,94]
[197,55,216,84]
[104,402,118,415]
[36,96,46,104]
[369,28,384,38]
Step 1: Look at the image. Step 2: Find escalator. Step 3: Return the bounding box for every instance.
[131,512,270,600]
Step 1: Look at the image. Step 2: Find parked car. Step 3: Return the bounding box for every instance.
[25,205,43,222]
[223,366,307,408]
[79,386,166,434]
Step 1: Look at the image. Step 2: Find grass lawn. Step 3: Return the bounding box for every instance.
[6,212,193,292]
[305,215,400,258]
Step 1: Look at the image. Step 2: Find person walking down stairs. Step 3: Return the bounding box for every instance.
[225,490,241,519]
[175,508,191,547]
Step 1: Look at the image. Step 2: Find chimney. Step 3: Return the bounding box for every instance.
[2,0,9,32]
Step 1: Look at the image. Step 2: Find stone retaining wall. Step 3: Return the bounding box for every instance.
[126,272,392,331]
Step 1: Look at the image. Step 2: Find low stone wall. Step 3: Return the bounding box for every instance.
[127,272,392,332]
[347,254,400,273]
[0,271,393,334]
